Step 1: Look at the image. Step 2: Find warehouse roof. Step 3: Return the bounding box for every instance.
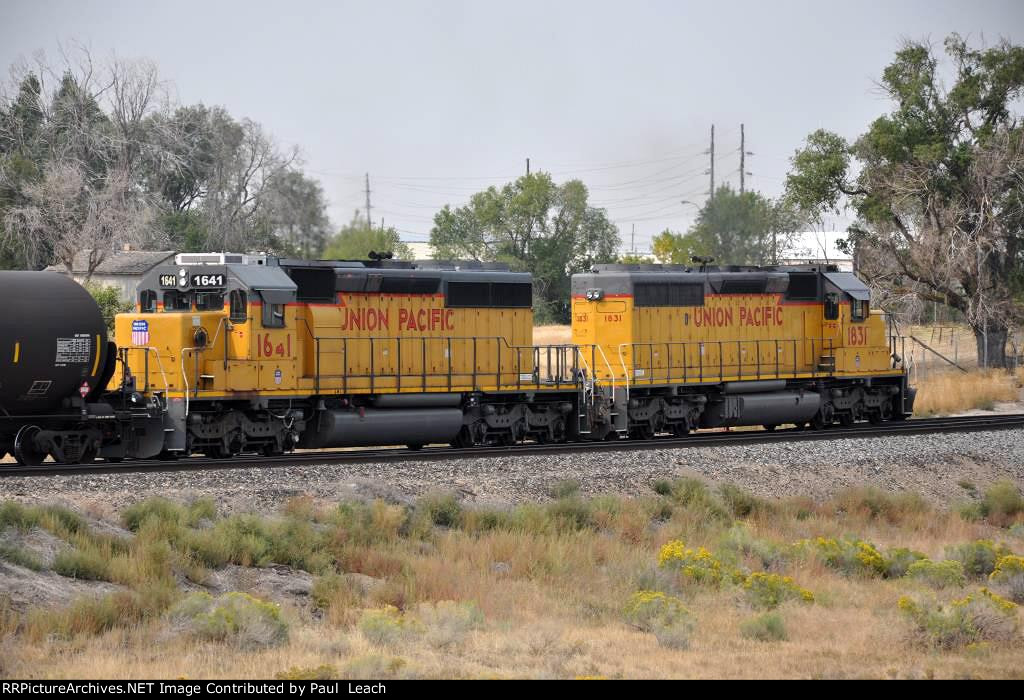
[46,249,176,276]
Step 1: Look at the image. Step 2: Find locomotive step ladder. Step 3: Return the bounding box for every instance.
[817,354,836,372]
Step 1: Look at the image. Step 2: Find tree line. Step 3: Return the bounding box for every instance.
[2,37,1021,363]
[0,47,331,280]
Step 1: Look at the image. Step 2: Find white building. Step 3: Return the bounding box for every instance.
[46,249,177,302]
[780,231,853,271]
[404,241,434,260]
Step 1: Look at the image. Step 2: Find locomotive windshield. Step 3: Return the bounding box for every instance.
[163,290,191,311]
[195,291,224,311]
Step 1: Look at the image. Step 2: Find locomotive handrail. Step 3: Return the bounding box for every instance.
[592,343,617,405]
[123,346,171,409]
[309,335,594,394]
[614,337,843,387]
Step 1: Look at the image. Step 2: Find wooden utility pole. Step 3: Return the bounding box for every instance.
[365,173,372,230]
[740,123,753,195]
[526,158,530,176]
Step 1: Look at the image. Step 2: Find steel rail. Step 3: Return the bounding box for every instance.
[3,413,1022,479]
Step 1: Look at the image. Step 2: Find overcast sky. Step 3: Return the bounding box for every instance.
[2,0,1022,252]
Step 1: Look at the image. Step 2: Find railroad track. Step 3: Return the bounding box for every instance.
[4,412,1022,479]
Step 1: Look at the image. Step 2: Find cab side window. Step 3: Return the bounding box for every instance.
[851,299,868,322]
[262,302,285,328]
[229,290,248,324]
[140,290,157,313]
[824,293,839,320]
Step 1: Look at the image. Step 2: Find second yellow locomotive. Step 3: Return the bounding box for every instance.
[572,263,913,438]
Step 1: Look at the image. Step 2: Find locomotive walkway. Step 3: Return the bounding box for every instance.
[3,413,1023,478]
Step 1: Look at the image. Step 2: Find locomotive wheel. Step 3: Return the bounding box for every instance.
[839,413,854,427]
[13,425,47,466]
[552,418,567,443]
[78,444,98,464]
[450,425,475,449]
[762,424,777,432]
[406,443,423,451]
[671,422,690,437]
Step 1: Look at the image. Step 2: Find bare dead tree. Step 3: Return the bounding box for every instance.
[3,161,155,281]
[203,117,297,251]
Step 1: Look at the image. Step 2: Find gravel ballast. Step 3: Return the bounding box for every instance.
[1,429,1022,516]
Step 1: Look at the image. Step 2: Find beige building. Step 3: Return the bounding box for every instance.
[46,249,177,302]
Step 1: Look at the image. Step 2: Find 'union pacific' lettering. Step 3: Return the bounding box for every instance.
[340,307,455,332]
[739,305,784,327]
[398,308,455,332]
[340,308,390,331]
[693,305,783,327]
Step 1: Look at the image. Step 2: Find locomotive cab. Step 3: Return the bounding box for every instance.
[114,253,301,456]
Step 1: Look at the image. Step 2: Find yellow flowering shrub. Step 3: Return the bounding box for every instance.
[742,572,814,610]
[657,540,741,587]
[898,589,1019,648]
[989,555,1024,581]
[359,605,422,646]
[946,540,1014,578]
[988,555,1024,603]
[794,536,911,578]
[906,559,967,589]
[623,590,695,650]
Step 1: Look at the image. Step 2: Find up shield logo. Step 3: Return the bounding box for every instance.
[131,320,149,346]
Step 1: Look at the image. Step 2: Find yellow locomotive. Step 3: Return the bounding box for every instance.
[113,253,584,458]
[571,263,913,438]
[100,254,913,460]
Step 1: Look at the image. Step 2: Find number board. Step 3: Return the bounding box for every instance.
[159,274,178,287]
[190,273,225,288]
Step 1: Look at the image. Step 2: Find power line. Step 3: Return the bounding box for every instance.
[364,173,372,230]
[708,124,715,202]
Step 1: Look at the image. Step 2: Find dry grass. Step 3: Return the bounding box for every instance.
[914,369,1022,416]
[533,325,571,345]
[1,484,1022,679]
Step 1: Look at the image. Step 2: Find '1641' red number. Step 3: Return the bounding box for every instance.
[257,333,291,357]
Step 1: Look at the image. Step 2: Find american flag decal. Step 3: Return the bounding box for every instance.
[131,319,149,346]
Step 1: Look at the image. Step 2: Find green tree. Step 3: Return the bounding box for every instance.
[651,187,799,266]
[652,228,702,265]
[785,35,1024,367]
[429,172,619,323]
[265,171,331,258]
[84,282,133,333]
[323,212,412,261]
[0,74,49,268]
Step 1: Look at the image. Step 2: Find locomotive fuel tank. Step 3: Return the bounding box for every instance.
[700,391,821,428]
[0,272,110,415]
[298,408,464,448]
